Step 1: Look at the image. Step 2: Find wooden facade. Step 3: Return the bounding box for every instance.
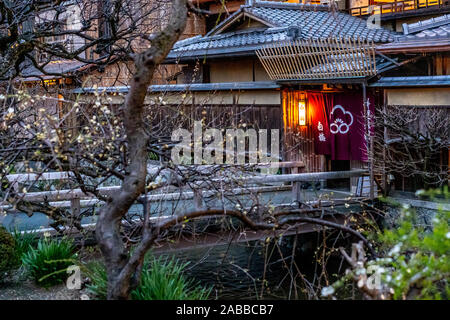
[68,1,449,193]
[282,90,326,173]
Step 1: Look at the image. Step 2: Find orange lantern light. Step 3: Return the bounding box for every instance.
[299,100,306,126]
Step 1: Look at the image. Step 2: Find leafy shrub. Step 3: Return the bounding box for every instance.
[131,256,211,300]
[86,255,211,300]
[323,188,449,300]
[0,227,16,281]
[22,237,78,287]
[375,200,449,299]
[84,261,108,299]
[10,229,39,264]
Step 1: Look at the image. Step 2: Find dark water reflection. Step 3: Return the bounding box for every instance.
[155,234,346,300]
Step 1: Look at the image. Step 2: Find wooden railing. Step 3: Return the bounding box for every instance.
[3,162,304,211]
[349,0,449,17]
[2,167,372,236]
[2,167,369,215]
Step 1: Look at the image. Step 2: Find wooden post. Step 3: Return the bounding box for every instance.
[369,102,375,199]
[320,155,327,189]
[382,89,388,196]
[292,181,301,203]
[363,82,375,200]
[70,197,81,217]
[193,189,204,211]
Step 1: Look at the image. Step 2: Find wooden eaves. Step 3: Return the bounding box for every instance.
[377,39,450,54]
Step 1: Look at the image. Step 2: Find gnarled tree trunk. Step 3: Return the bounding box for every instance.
[95,0,188,300]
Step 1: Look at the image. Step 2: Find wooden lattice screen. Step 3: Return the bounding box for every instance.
[256,37,377,81]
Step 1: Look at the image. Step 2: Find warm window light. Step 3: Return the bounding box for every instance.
[299,100,306,126]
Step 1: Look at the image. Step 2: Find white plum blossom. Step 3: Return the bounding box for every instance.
[415,189,425,197]
[388,243,402,257]
[401,203,411,210]
[321,286,335,297]
[357,278,365,288]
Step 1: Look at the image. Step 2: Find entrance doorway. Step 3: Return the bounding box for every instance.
[327,158,351,189]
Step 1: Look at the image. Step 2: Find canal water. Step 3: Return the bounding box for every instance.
[155,233,348,300]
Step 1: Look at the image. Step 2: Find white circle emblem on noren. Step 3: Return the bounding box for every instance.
[330,105,353,135]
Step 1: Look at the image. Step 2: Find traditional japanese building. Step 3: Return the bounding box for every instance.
[161,0,447,192]
[374,14,450,191]
[160,1,397,185]
[73,1,449,193]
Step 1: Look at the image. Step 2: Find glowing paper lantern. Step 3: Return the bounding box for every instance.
[299,100,306,126]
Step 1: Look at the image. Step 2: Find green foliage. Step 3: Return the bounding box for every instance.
[375,189,450,300]
[84,261,108,299]
[22,237,78,287]
[148,152,159,161]
[326,188,450,300]
[0,226,16,281]
[131,256,211,300]
[86,255,211,300]
[10,229,39,264]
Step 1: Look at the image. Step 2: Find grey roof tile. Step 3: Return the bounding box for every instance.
[369,75,450,87]
[404,23,450,40]
[391,14,450,42]
[403,14,450,35]
[72,81,281,93]
[171,27,290,54]
[169,1,397,60]
[20,59,86,80]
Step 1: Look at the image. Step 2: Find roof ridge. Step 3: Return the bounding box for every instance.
[205,1,333,37]
[174,27,287,49]
[403,14,450,35]
[169,1,397,58]
[264,26,289,33]
[252,0,331,12]
[172,35,202,48]
[203,28,270,40]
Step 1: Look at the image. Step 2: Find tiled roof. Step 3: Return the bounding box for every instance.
[412,24,450,39]
[369,75,450,87]
[20,59,86,80]
[377,14,450,52]
[169,1,397,60]
[402,14,450,38]
[72,81,281,93]
[172,27,290,53]
[244,2,394,41]
[406,24,450,39]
